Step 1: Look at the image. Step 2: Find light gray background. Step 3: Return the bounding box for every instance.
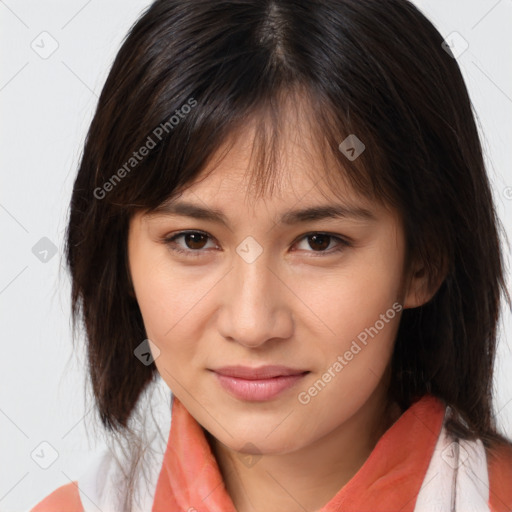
[1,1,511,511]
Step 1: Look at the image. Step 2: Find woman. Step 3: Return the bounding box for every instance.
[31,0,512,510]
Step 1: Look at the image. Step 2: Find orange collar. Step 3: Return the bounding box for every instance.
[152,394,445,512]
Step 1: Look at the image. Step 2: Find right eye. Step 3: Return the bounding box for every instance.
[163,230,218,257]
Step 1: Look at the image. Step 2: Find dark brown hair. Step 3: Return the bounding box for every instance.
[65,0,511,508]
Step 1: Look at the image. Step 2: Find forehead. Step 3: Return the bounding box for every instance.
[137,109,401,234]
[143,136,390,236]
[168,110,371,213]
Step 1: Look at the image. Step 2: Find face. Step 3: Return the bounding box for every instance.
[127,116,423,456]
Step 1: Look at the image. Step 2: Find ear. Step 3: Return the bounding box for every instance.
[128,285,137,299]
[402,255,447,309]
[127,268,137,299]
[124,249,137,299]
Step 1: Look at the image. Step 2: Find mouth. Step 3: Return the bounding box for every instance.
[209,365,310,402]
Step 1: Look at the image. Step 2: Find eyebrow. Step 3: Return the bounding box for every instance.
[147,200,376,226]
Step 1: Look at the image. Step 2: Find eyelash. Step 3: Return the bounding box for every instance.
[162,230,351,258]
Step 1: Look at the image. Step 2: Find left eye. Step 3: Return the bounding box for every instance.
[163,231,350,257]
[293,233,349,254]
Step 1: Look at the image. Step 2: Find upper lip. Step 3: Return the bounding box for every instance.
[211,365,309,380]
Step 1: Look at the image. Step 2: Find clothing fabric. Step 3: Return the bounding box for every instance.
[29,392,512,512]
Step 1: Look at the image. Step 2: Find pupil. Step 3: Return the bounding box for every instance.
[310,234,329,251]
[186,233,206,250]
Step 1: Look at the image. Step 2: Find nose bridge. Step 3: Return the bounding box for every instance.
[218,239,292,346]
[236,247,273,310]
[233,243,276,321]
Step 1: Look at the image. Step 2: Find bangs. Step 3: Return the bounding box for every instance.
[121,82,394,218]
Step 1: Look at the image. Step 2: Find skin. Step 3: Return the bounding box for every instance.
[127,113,437,512]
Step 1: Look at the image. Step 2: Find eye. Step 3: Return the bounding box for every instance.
[164,230,217,257]
[292,232,351,255]
[163,230,351,257]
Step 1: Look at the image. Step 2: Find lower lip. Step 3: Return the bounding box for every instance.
[213,371,309,401]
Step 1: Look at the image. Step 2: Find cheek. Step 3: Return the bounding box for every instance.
[132,267,175,341]
[130,264,202,386]
[296,245,404,349]
[131,249,209,339]
[129,250,223,386]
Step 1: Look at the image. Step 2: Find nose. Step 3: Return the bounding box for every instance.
[217,248,294,348]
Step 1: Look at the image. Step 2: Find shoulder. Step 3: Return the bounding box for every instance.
[28,448,113,512]
[29,481,83,512]
[487,440,512,512]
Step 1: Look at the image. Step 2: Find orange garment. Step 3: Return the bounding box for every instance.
[30,394,512,512]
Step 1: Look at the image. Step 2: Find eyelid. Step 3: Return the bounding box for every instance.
[162,230,352,257]
[163,230,218,256]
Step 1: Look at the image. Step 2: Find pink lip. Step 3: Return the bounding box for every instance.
[210,365,309,401]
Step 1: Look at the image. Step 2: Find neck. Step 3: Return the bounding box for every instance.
[205,383,402,512]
